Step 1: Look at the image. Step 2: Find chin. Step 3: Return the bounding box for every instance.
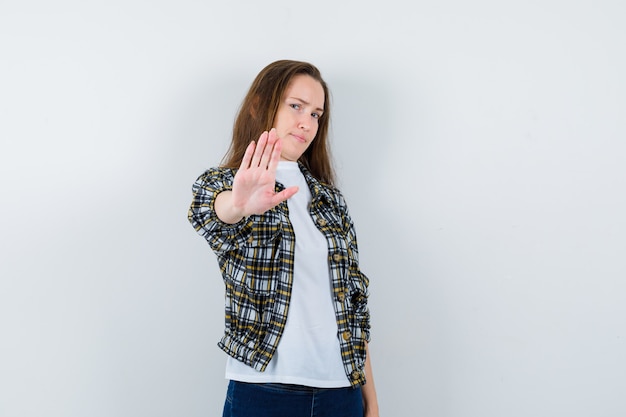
[281,149,306,162]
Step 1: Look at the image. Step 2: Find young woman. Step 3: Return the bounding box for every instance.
[188,60,379,417]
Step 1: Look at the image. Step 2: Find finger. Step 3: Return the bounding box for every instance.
[267,136,282,172]
[239,141,256,169]
[251,131,268,167]
[260,128,278,169]
[268,127,277,143]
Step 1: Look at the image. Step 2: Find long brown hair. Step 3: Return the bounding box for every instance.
[221,60,335,186]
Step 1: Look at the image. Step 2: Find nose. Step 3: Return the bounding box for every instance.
[297,114,310,131]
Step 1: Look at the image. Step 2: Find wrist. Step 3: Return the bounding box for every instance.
[364,401,379,413]
[215,191,246,224]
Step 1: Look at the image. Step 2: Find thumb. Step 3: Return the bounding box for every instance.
[271,186,299,206]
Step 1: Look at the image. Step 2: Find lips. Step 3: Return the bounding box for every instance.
[290,133,307,143]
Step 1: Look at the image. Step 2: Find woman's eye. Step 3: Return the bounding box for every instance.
[311,112,320,119]
[290,103,301,110]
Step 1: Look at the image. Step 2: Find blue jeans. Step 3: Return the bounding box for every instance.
[222,380,363,417]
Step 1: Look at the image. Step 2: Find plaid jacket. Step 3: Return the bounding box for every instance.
[188,163,371,386]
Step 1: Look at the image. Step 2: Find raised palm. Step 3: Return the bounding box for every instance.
[231,129,299,216]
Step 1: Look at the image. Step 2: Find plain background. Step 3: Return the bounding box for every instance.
[1,1,625,416]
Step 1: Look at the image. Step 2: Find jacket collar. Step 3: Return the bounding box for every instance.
[297,162,335,205]
[273,162,334,205]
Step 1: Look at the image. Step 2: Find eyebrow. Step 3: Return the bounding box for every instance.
[288,96,324,113]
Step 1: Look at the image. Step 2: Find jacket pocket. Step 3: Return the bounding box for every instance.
[223,230,281,296]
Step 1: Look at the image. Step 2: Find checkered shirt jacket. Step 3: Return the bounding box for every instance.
[188,163,371,386]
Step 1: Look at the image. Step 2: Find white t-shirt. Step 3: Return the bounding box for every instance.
[225,161,349,387]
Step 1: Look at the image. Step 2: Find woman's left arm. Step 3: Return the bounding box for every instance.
[333,190,378,415]
[362,342,380,417]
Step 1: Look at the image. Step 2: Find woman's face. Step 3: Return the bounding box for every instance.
[273,74,325,162]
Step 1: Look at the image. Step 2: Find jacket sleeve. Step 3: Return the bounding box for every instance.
[187,168,281,255]
[334,190,372,343]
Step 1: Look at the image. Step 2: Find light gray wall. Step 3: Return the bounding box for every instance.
[1,1,625,416]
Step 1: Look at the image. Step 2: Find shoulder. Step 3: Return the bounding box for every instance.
[190,167,239,199]
[312,176,350,213]
[323,182,346,206]
[195,166,236,182]
[193,166,237,188]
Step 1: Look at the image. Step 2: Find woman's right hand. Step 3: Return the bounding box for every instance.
[214,129,299,224]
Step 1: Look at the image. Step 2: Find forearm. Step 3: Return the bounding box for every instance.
[362,342,379,417]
